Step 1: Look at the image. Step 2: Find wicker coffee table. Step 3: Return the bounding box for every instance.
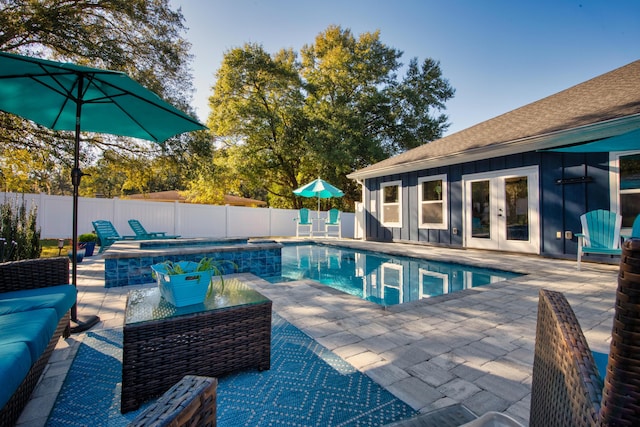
[121,278,272,413]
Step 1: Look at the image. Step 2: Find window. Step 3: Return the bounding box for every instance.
[381,181,402,227]
[619,153,640,227]
[418,175,448,229]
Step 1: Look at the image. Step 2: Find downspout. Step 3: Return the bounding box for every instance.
[355,179,365,240]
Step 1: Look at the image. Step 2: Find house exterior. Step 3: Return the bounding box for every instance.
[348,60,640,260]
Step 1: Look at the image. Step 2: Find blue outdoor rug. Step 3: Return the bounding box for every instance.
[46,314,416,426]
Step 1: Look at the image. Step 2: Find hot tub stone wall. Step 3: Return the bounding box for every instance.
[104,247,281,288]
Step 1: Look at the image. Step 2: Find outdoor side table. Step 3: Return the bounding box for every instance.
[121,278,272,413]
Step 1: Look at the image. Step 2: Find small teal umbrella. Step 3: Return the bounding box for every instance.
[294,178,344,219]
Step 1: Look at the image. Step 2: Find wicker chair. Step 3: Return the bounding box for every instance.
[530,238,640,426]
[128,375,217,427]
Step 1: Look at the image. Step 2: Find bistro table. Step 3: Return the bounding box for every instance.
[121,278,272,413]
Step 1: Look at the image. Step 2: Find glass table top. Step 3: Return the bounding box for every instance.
[125,278,270,325]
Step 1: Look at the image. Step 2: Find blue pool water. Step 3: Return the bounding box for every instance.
[263,244,522,306]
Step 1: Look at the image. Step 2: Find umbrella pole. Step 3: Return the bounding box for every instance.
[70,75,100,334]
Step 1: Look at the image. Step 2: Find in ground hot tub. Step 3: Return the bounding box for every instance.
[101,238,282,287]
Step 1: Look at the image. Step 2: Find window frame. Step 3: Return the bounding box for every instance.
[380,180,402,228]
[417,174,448,230]
[610,150,640,230]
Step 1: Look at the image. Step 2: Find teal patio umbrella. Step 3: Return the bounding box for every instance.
[0,51,206,332]
[294,177,344,219]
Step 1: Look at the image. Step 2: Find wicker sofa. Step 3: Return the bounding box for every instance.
[0,257,76,427]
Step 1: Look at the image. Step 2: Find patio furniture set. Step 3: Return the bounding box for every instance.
[2,214,640,425]
[121,280,272,413]
[295,207,342,237]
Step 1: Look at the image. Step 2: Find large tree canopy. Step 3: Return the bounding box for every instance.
[207,25,455,209]
[0,0,203,196]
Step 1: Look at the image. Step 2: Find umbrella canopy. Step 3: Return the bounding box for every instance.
[542,128,640,152]
[0,51,206,331]
[294,178,344,199]
[0,51,205,141]
[294,178,344,218]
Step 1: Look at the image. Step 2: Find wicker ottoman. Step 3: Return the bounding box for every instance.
[121,280,271,413]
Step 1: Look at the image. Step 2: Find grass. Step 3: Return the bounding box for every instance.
[40,238,71,258]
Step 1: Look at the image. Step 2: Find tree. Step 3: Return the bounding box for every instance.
[208,26,455,210]
[0,0,200,192]
[208,43,311,208]
[388,57,455,151]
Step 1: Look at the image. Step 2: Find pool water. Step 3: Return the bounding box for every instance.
[263,244,522,306]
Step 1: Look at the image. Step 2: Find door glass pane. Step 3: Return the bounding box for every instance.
[621,193,640,227]
[620,154,640,227]
[471,181,490,238]
[505,177,529,241]
[620,154,640,190]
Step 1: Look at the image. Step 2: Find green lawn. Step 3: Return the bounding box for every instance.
[40,239,71,258]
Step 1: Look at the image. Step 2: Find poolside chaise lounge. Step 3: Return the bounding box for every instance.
[92,220,136,253]
[0,257,75,427]
[127,219,180,240]
[530,238,640,426]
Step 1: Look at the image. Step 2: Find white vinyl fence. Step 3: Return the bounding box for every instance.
[0,192,356,239]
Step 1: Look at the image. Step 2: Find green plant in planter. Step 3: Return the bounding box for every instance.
[154,257,238,294]
[78,233,98,243]
[78,232,98,256]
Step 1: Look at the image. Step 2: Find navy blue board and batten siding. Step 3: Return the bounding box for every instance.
[363,150,613,260]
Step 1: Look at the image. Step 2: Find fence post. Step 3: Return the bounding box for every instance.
[174,201,180,235]
[225,204,230,238]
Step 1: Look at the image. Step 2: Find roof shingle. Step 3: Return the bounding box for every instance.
[351,60,640,177]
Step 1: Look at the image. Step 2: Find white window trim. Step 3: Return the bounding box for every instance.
[609,150,640,233]
[380,180,402,228]
[419,268,449,299]
[418,174,448,230]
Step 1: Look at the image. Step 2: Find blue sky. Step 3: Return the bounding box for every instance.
[170,0,640,136]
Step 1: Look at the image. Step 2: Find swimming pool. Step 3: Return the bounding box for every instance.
[263,243,522,306]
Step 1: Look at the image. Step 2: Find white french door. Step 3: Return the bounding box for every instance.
[463,166,540,254]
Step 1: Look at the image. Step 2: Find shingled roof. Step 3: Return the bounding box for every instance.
[349,60,640,179]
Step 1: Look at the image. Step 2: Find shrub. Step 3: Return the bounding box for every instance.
[0,196,41,261]
[79,232,98,243]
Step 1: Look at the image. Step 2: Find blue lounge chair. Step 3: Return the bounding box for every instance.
[576,209,622,269]
[127,219,180,240]
[324,208,341,238]
[92,220,136,253]
[295,208,313,237]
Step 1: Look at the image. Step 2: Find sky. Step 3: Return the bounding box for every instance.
[169,0,640,136]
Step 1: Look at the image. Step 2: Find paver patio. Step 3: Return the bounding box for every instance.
[16,239,619,426]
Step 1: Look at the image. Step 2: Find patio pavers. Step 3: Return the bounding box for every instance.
[16,240,619,426]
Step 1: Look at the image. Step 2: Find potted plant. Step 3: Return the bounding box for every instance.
[78,232,98,257]
[150,258,236,307]
[67,239,85,263]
